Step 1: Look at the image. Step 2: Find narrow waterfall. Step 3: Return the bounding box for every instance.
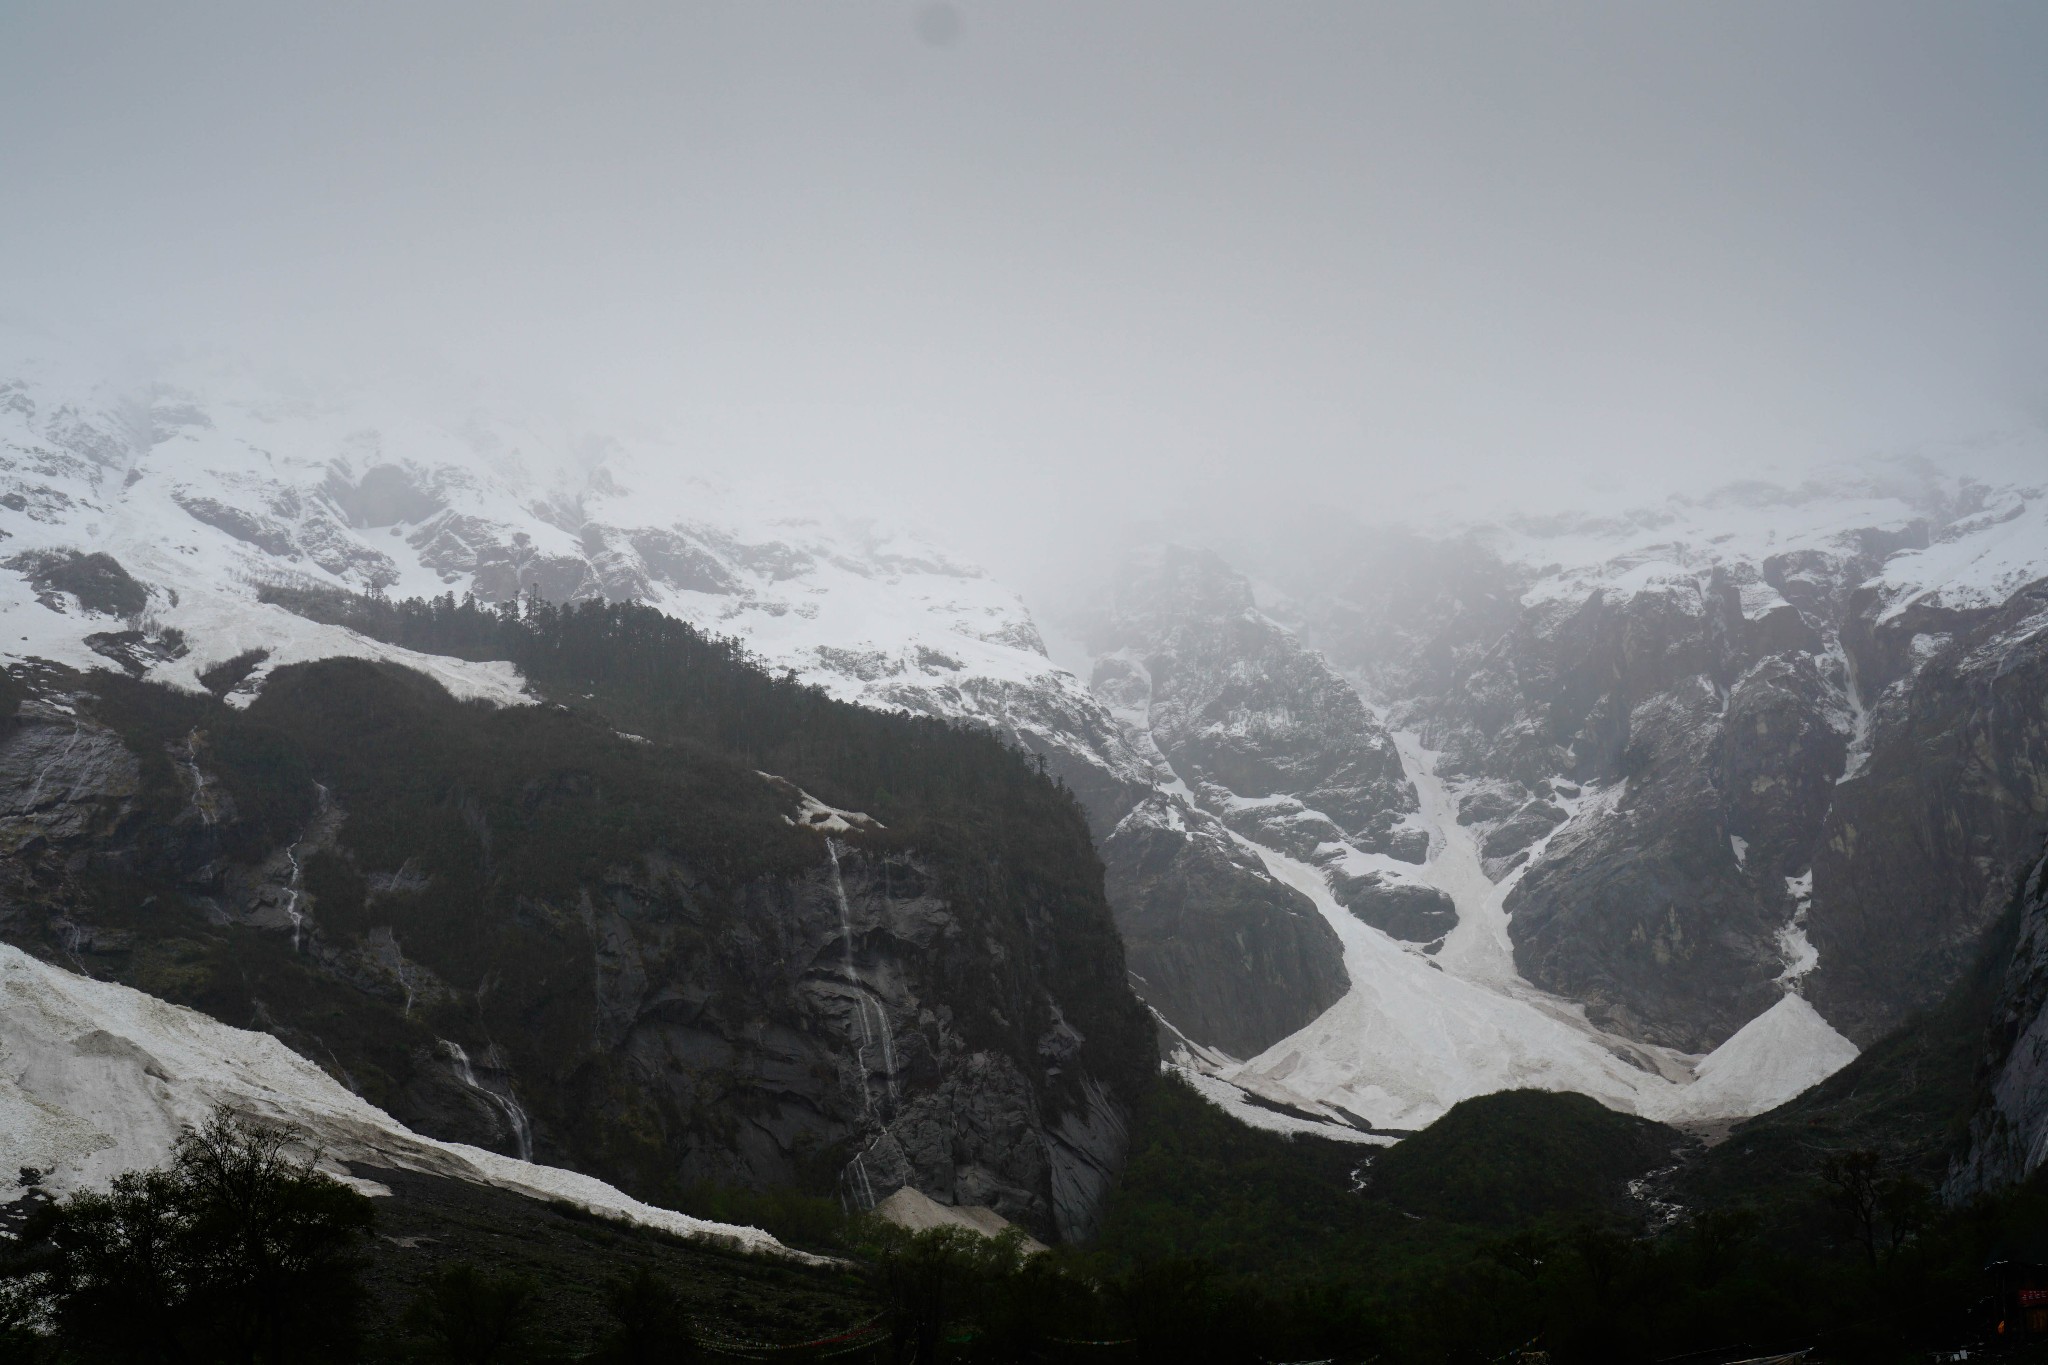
[826,838,899,1117]
[21,722,82,813]
[439,1038,535,1161]
[281,846,304,952]
[182,727,212,825]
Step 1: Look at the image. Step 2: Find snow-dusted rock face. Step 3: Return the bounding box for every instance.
[1252,457,2048,1051]
[1033,454,2045,1140]
[1084,546,1418,863]
[1808,579,2048,1042]
[0,334,1153,828]
[1071,546,1450,1058]
[1100,796,1348,1059]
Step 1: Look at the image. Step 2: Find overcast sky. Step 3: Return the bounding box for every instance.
[3,3,2044,587]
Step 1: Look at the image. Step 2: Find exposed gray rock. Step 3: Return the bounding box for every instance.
[0,704,139,849]
[1067,545,1418,1054]
[1807,588,2048,1043]
[1503,690,1789,1050]
[324,464,444,528]
[0,669,1146,1242]
[1328,871,1457,943]
[1087,546,1416,857]
[1479,800,1567,861]
[5,550,148,617]
[1100,798,1347,1058]
[1949,850,2048,1200]
[1457,789,1522,825]
[84,628,190,678]
[173,491,299,557]
[1232,484,2048,1055]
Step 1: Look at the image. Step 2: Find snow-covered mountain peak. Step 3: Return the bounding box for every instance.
[1481,446,2048,620]
[0,335,1152,822]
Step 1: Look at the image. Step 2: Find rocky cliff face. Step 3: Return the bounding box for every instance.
[0,657,1152,1241]
[1086,546,1418,864]
[1100,796,1347,1059]
[1946,847,2048,1199]
[1252,462,2048,1053]
[1806,582,2048,1043]
[1070,546,1463,1058]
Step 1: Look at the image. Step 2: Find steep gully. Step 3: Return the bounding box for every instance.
[1176,720,1859,1135]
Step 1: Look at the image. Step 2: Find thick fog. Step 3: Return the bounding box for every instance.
[3,3,2045,593]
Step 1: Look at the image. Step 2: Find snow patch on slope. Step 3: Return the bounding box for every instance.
[1197,728,1858,1133]
[0,332,1146,801]
[1655,994,1859,1127]
[0,943,812,1261]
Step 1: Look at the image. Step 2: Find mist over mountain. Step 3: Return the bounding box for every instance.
[3,4,2048,1360]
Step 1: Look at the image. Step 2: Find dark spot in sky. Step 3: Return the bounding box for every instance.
[915,2,962,49]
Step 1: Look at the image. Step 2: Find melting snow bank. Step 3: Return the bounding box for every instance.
[0,945,819,1264]
[1168,1064,1395,1148]
[1649,994,1860,1127]
[1178,728,1860,1139]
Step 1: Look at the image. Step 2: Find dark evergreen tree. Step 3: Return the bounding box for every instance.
[23,1107,373,1364]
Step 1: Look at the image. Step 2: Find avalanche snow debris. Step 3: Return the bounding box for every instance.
[0,943,819,1262]
[1186,730,1858,1133]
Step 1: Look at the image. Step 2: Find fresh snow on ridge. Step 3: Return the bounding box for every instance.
[1488,446,2048,623]
[0,941,814,1260]
[0,331,1147,799]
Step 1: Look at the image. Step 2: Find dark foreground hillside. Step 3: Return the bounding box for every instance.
[353,1167,876,1360]
[1079,1072,2048,1364]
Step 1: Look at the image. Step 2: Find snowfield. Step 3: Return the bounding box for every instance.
[0,943,816,1261]
[1189,729,1860,1135]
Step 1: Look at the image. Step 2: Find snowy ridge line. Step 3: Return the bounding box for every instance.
[0,944,824,1264]
[1475,448,2048,622]
[0,332,1151,811]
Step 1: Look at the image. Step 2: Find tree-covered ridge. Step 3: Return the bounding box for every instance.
[256,585,1077,831]
[1084,1074,2048,1363]
[1,585,1151,1234]
[254,584,1154,1133]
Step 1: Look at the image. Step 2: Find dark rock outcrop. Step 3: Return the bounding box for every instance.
[1328,871,1457,944]
[1504,688,1789,1051]
[1948,847,2048,1199]
[0,657,1154,1242]
[4,549,149,617]
[1100,798,1347,1058]
[1807,587,2048,1043]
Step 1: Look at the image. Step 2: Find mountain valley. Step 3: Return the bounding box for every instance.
[4,337,2048,1359]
